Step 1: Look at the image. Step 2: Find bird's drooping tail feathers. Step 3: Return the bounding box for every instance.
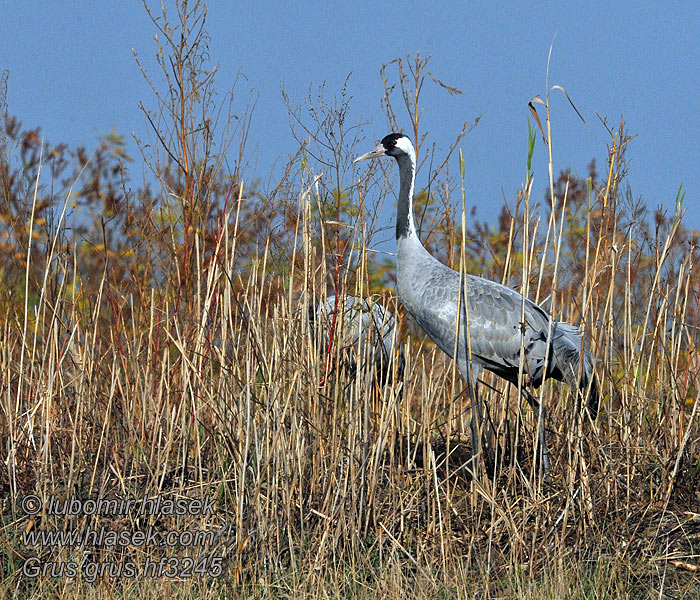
[551,323,599,419]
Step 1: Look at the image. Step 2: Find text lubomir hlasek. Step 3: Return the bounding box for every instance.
[43,494,216,517]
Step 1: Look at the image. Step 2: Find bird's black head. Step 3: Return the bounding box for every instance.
[354,132,414,164]
[380,132,406,155]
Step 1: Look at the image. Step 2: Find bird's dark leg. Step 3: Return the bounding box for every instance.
[464,368,494,476]
[521,388,550,476]
[467,376,481,470]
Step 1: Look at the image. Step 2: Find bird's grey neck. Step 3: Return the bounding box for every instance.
[395,154,417,240]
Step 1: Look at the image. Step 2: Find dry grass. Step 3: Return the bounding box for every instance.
[2,131,699,599]
[1,7,699,600]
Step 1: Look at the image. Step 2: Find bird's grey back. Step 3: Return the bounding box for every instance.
[397,235,573,385]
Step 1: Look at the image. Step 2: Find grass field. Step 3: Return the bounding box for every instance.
[1,3,699,599]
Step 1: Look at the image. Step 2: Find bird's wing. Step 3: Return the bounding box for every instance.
[401,261,551,380]
[465,275,552,380]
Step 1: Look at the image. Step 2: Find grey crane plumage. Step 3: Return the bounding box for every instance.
[309,295,404,386]
[355,133,598,473]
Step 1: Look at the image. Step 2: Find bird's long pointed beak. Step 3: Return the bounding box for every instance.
[353,143,385,164]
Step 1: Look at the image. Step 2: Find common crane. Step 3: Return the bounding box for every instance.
[354,133,598,474]
[309,295,404,387]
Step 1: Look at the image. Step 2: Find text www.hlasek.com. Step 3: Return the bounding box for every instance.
[23,524,218,549]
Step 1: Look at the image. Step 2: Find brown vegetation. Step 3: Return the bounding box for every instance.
[1,3,698,598]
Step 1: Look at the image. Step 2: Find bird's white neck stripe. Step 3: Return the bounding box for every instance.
[396,152,417,240]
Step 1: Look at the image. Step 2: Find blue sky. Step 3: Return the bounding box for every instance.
[2,1,699,233]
